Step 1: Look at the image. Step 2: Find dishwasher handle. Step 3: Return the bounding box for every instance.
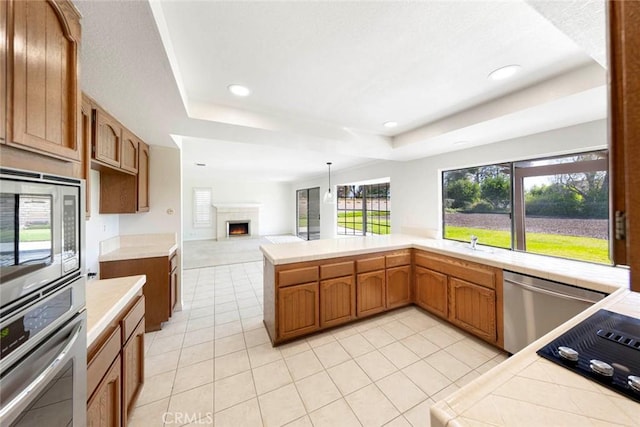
[503,277,600,304]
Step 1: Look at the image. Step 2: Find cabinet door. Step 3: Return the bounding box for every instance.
[137,141,150,212]
[414,266,448,318]
[356,270,386,317]
[386,265,411,309]
[120,129,139,174]
[278,282,319,340]
[320,276,355,328]
[0,0,6,144]
[122,319,144,424]
[94,109,122,168]
[449,277,496,343]
[10,0,80,161]
[170,268,177,314]
[81,96,92,218]
[87,356,122,427]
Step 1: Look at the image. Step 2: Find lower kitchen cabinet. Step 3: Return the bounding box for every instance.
[87,291,145,427]
[356,270,386,317]
[414,266,448,319]
[100,251,177,332]
[449,277,497,343]
[278,282,319,340]
[386,265,411,309]
[320,275,356,328]
[87,355,122,427]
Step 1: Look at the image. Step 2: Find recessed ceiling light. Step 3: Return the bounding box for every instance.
[195,162,206,167]
[488,64,521,81]
[383,121,398,129]
[228,84,251,97]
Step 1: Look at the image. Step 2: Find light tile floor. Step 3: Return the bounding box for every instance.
[129,261,508,427]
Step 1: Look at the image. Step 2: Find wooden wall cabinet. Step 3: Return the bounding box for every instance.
[1,0,85,179]
[93,108,122,168]
[87,291,145,427]
[137,141,150,212]
[120,129,139,174]
[100,252,177,332]
[8,0,81,161]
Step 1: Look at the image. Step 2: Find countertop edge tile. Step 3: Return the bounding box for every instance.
[99,243,178,262]
[86,275,146,348]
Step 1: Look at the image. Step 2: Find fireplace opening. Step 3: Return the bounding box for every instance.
[227,221,250,237]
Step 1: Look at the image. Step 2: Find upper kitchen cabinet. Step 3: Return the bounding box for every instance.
[137,141,150,212]
[7,0,81,161]
[121,129,139,174]
[93,107,123,169]
[609,0,640,292]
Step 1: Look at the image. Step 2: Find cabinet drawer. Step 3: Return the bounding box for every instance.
[87,325,122,400]
[279,266,319,287]
[414,252,496,289]
[320,261,354,280]
[122,296,145,344]
[356,256,385,273]
[386,251,411,268]
[169,252,177,272]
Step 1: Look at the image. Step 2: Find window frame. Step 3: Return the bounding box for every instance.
[192,187,212,228]
[337,182,390,236]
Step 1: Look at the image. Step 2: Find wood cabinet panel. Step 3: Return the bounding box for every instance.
[320,261,354,280]
[386,265,411,309]
[320,276,355,328]
[122,318,144,424]
[278,266,319,287]
[137,141,150,212]
[1,0,6,144]
[356,256,386,273]
[356,270,386,317]
[87,325,121,400]
[93,108,122,168]
[122,296,144,342]
[100,256,172,332]
[99,171,137,214]
[10,0,80,161]
[278,282,319,340]
[414,266,448,319]
[81,95,92,218]
[87,356,122,427]
[121,129,139,174]
[448,277,496,343]
[386,251,411,268]
[415,252,496,289]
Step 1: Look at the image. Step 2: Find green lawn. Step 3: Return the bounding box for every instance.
[338,213,391,235]
[444,226,610,264]
[0,228,51,243]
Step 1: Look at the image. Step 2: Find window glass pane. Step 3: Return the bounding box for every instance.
[337,182,390,235]
[443,164,512,249]
[519,152,609,264]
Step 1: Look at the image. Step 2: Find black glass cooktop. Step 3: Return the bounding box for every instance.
[537,309,640,403]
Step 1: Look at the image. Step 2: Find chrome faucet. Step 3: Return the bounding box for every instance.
[470,235,478,250]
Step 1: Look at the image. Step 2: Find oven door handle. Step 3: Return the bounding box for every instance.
[0,323,83,420]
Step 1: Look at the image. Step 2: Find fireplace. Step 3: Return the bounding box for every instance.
[227,220,250,237]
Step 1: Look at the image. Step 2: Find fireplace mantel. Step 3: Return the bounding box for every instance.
[212,204,261,239]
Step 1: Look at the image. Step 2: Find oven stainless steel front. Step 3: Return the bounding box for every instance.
[0,168,86,426]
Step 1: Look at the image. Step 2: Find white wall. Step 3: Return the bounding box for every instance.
[85,170,120,275]
[183,173,294,240]
[292,120,608,239]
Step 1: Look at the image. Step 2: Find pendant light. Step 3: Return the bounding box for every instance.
[323,162,335,204]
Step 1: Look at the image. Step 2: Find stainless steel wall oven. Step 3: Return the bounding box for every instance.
[0,168,86,426]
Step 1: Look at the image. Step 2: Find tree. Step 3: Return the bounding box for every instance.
[525,183,582,217]
[446,179,480,209]
[480,175,510,211]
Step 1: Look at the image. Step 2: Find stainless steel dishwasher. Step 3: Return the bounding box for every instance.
[503,270,607,354]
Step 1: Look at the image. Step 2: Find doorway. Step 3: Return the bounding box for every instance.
[296,187,320,240]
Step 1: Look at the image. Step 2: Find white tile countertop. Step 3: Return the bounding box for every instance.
[85,275,146,347]
[430,288,640,426]
[259,234,629,294]
[99,233,178,262]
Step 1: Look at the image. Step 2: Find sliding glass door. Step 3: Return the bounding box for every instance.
[297,187,320,240]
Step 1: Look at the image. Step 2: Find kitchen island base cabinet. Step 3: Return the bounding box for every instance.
[386,266,411,309]
[278,282,319,340]
[320,276,356,328]
[449,278,496,343]
[356,270,386,317]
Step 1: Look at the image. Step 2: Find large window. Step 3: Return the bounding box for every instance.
[337,182,390,235]
[443,150,610,264]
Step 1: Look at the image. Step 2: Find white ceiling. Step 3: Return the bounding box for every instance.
[75,0,607,182]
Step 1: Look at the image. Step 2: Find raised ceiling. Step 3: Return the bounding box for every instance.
[76,0,607,181]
